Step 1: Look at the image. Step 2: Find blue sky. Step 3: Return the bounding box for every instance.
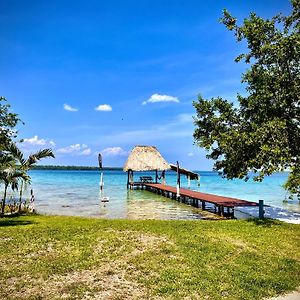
[0,0,291,169]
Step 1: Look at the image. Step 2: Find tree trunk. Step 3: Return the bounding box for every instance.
[18,180,24,213]
[1,183,8,214]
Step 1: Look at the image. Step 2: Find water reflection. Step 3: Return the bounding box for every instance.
[34,185,217,220]
[125,189,215,220]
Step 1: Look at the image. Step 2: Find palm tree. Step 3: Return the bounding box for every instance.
[0,148,26,214]
[19,149,55,211]
[0,166,29,214]
[4,143,55,212]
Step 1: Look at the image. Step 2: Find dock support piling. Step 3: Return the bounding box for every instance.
[259,200,265,219]
[219,206,224,216]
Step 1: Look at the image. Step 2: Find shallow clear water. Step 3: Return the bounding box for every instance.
[6,169,297,220]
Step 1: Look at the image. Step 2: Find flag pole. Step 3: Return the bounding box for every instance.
[98,153,103,194]
[98,153,109,203]
[176,161,180,199]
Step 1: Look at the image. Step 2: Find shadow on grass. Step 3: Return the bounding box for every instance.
[0,219,35,227]
[0,213,36,227]
[246,218,282,227]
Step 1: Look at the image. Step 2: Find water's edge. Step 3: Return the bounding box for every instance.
[2,170,300,221]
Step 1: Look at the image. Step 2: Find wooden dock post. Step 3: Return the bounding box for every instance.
[127,170,134,189]
[219,206,224,216]
[226,207,230,216]
[259,200,264,219]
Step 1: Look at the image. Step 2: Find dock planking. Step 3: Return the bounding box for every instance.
[129,182,258,218]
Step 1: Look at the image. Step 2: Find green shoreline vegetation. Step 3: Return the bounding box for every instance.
[31,165,123,171]
[0,214,299,300]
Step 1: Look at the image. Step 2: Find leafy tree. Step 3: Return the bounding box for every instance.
[193,0,300,198]
[0,97,22,151]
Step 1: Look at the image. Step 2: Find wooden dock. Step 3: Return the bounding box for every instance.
[129,182,258,218]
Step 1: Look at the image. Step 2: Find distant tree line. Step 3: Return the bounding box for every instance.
[31,165,123,171]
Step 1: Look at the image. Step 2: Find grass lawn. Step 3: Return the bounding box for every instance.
[0,215,299,300]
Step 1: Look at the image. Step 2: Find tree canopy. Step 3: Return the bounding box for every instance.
[0,97,22,150]
[193,0,300,198]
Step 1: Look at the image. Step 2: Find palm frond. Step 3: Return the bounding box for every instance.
[11,178,19,191]
[0,154,16,168]
[1,166,16,178]
[0,167,30,183]
[12,171,30,182]
[27,148,55,166]
[5,142,26,166]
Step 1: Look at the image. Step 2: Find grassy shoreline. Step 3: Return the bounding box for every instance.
[1,214,299,299]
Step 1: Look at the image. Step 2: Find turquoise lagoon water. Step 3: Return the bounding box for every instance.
[13,169,299,220]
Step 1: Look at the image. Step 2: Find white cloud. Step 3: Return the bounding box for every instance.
[142,93,179,105]
[57,144,81,154]
[101,147,128,157]
[95,104,112,111]
[64,103,78,112]
[187,152,194,157]
[18,136,55,156]
[80,148,92,156]
[22,135,56,147]
[57,143,91,156]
